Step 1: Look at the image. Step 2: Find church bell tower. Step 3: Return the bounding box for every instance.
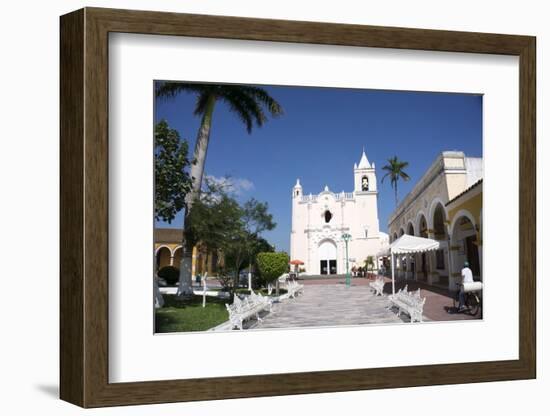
[354,148,377,193]
[292,178,302,198]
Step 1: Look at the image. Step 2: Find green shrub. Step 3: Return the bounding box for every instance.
[256,252,289,285]
[158,266,180,286]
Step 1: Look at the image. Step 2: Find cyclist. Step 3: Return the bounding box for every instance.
[458,261,474,312]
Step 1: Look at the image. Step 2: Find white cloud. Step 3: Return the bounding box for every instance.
[205,175,254,196]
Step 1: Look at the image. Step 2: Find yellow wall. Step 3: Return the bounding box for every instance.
[154,242,181,253]
[154,243,219,277]
[445,173,468,201]
[447,189,482,242]
[154,243,182,270]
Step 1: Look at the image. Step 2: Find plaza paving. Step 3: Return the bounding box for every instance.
[243,276,480,330]
[247,282,403,330]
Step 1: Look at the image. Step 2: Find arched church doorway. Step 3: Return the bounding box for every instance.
[318,239,337,275]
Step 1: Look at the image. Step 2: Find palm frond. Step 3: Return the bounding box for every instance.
[221,89,267,132]
[156,82,283,133]
[155,82,209,99]
[238,86,284,117]
[221,94,255,133]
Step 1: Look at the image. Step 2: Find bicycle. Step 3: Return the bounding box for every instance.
[452,282,482,316]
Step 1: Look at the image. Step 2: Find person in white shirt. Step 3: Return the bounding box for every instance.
[458,261,474,311]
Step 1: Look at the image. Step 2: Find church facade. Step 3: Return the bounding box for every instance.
[290,150,387,276]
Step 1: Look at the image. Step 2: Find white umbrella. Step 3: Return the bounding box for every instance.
[388,234,442,295]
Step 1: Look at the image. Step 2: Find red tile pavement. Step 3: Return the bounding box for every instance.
[300,276,482,321]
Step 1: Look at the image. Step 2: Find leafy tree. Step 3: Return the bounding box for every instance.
[241,199,276,236]
[224,232,275,289]
[186,186,243,292]
[186,189,243,257]
[156,82,283,295]
[240,198,276,287]
[256,252,289,295]
[182,177,278,296]
[381,156,410,206]
[198,190,277,290]
[154,120,193,222]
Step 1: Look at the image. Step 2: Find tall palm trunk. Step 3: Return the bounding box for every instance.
[177,95,216,296]
[394,183,398,207]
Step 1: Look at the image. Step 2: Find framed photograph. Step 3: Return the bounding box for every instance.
[60,7,536,408]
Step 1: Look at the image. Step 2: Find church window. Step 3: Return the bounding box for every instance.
[324,210,332,223]
[361,175,369,191]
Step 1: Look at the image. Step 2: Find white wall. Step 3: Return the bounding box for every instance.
[0,1,546,415]
[292,188,381,274]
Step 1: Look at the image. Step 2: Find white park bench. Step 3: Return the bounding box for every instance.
[268,273,303,299]
[249,290,273,313]
[286,280,304,299]
[369,276,385,296]
[277,273,290,284]
[388,285,426,323]
[225,292,272,330]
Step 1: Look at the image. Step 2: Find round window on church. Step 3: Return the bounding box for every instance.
[324,210,333,223]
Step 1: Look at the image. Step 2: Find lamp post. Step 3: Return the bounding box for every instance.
[342,233,352,287]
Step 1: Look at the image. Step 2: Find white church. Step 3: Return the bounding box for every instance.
[290,149,388,276]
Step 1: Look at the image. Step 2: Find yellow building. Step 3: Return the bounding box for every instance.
[446,179,482,283]
[387,151,482,290]
[154,228,220,277]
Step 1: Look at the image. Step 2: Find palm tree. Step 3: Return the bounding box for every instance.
[381,156,410,207]
[156,83,283,295]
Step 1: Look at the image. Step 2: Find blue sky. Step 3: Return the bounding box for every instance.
[154,83,482,252]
